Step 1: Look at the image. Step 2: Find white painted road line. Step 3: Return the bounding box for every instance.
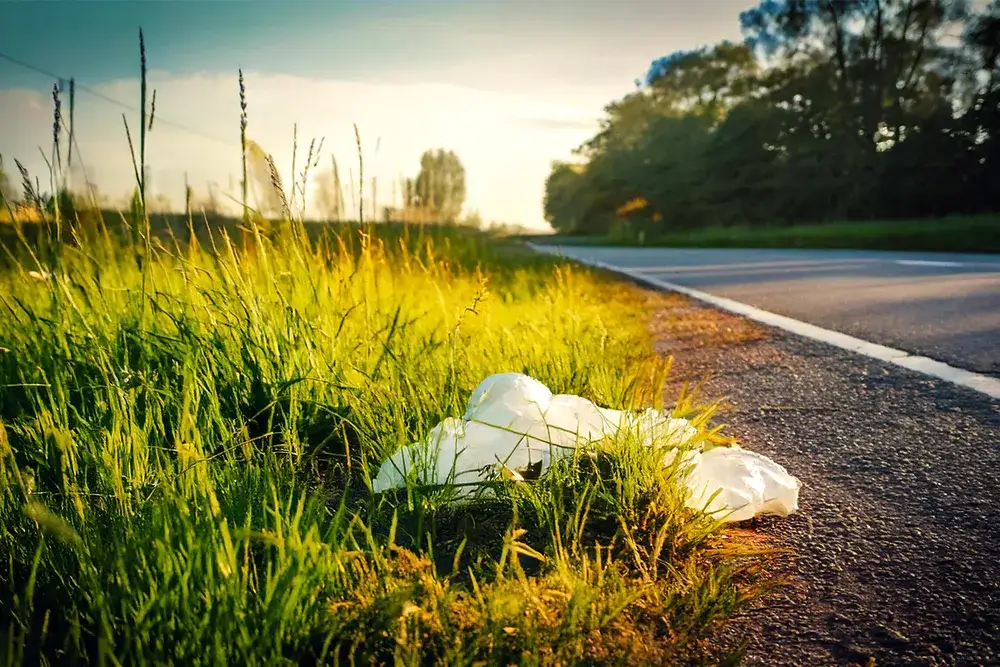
[894,260,964,268]
[529,244,1000,401]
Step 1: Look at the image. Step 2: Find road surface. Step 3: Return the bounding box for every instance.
[656,319,1000,666]
[533,246,1000,377]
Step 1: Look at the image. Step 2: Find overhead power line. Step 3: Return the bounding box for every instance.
[0,50,239,148]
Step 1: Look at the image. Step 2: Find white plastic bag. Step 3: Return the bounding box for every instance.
[372,373,801,522]
[685,446,801,522]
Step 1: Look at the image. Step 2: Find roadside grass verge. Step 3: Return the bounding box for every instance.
[527,214,1000,253]
[0,29,773,663]
[0,220,773,665]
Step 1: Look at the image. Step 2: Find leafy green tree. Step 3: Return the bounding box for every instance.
[543,0,1000,236]
[414,149,466,222]
[645,41,759,118]
[543,162,588,233]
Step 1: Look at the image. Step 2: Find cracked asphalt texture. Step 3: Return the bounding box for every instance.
[648,298,1000,667]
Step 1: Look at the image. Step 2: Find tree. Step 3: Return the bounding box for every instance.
[645,41,760,118]
[414,149,466,222]
[543,1,1000,237]
[543,162,587,233]
[740,0,970,150]
[461,208,484,229]
[959,1,1000,210]
[966,1,1000,76]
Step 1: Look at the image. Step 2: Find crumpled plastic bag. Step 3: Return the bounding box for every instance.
[685,446,802,522]
[372,373,801,522]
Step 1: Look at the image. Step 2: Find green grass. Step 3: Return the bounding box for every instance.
[0,218,769,665]
[0,30,771,663]
[531,214,1000,253]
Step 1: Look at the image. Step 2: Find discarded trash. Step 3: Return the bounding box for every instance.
[372,373,801,522]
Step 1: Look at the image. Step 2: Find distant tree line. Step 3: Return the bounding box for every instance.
[313,147,468,225]
[544,0,1000,237]
[2,138,470,228]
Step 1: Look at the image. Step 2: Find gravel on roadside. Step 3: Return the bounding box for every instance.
[648,293,1000,667]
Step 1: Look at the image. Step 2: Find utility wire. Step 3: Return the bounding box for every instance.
[0,51,239,148]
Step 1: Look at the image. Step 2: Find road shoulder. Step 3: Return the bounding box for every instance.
[649,291,1000,667]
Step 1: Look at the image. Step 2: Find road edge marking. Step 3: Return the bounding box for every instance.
[894,259,963,268]
[528,243,1000,401]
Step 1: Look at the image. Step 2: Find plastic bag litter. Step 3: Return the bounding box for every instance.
[685,446,802,522]
[372,373,801,522]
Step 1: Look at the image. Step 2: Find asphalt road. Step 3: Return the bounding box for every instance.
[666,324,1000,666]
[534,246,1000,377]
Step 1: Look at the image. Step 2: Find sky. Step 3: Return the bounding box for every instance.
[0,0,755,228]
